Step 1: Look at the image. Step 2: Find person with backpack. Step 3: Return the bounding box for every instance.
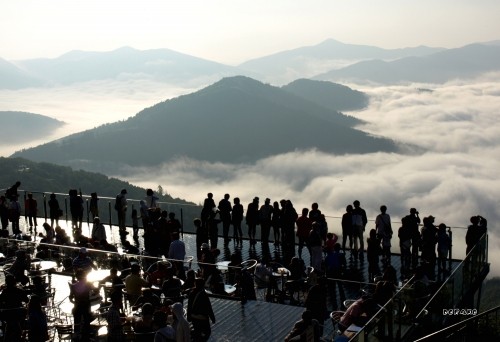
[115,189,128,234]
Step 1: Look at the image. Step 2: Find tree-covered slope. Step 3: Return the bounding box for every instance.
[12,76,400,167]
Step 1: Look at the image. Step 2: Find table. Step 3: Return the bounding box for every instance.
[87,269,120,283]
[216,261,231,271]
[30,260,57,272]
[224,284,237,294]
[272,267,291,290]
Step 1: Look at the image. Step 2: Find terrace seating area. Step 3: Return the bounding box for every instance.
[0,188,491,341]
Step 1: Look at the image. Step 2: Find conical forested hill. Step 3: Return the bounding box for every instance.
[12,76,399,168]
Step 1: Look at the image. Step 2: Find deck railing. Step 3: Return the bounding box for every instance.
[414,304,500,341]
[349,233,489,342]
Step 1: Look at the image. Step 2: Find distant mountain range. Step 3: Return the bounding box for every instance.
[239,38,445,83]
[0,111,65,143]
[1,47,241,89]
[11,76,400,171]
[315,43,500,84]
[1,39,499,89]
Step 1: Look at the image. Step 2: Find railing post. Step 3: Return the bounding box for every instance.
[180,208,184,238]
[64,198,68,222]
[448,227,453,272]
[43,192,48,222]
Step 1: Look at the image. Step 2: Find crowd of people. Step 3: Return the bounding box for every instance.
[0,182,490,341]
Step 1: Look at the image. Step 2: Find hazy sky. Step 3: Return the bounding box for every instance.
[2,0,500,64]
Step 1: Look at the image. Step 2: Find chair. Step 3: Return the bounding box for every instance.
[240,259,257,273]
[330,311,346,338]
[184,256,193,271]
[43,287,60,322]
[55,324,74,341]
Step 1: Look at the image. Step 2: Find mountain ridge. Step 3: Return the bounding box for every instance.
[11,76,401,171]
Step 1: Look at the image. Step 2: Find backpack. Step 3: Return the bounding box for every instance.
[114,195,122,211]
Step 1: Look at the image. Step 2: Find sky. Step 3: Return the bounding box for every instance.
[2,0,500,64]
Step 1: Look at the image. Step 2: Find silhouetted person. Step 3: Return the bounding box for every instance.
[48,193,61,228]
[405,208,421,268]
[271,201,281,246]
[114,189,128,234]
[69,189,84,231]
[398,217,412,274]
[465,215,487,254]
[187,278,216,341]
[375,205,392,265]
[437,223,451,274]
[352,200,367,259]
[218,193,232,244]
[89,192,99,219]
[5,181,21,201]
[24,192,38,230]
[366,229,381,281]
[421,216,438,279]
[259,198,273,244]
[232,197,244,245]
[341,205,353,255]
[246,197,260,245]
[200,193,216,229]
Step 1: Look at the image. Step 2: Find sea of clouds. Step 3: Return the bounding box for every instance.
[119,75,500,276]
[1,75,499,275]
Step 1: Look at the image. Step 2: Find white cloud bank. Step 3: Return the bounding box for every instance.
[117,77,500,275]
[2,75,499,275]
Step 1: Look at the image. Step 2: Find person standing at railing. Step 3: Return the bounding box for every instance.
[8,194,21,235]
[232,197,244,245]
[24,192,38,231]
[375,205,393,267]
[0,195,9,232]
[218,193,233,245]
[69,189,84,232]
[437,223,451,275]
[48,193,61,228]
[115,189,128,236]
[352,200,368,261]
[465,215,487,255]
[89,192,99,220]
[421,216,438,280]
[404,208,421,268]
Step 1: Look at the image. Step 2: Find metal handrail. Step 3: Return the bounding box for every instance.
[414,305,500,341]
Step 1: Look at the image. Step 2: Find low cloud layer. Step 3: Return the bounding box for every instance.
[0,79,198,156]
[2,76,499,275]
[118,77,500,275]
